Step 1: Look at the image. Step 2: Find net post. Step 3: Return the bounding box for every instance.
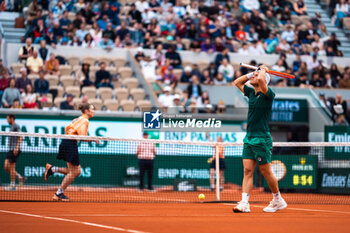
[215,145,220,201]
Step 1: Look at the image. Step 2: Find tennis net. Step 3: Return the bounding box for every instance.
[1,132,350,204]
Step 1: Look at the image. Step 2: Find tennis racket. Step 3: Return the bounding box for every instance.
[240,63,295,79]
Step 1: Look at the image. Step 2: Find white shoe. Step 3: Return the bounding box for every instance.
[263,198,287,212]
[5,186,16,191]
[233,201,250,213]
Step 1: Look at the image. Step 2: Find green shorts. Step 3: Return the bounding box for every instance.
[242,136,272,165]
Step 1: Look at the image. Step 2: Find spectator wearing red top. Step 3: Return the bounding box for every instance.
[235,24,246,42]
[0,72,10,102]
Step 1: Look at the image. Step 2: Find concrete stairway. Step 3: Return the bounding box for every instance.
[0,12,25,43]
[304,0,350,57]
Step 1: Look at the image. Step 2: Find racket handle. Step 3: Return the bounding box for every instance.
[240,63,258,70]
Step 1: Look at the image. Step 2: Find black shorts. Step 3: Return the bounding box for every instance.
[6,150,21,163]
[57,139,80,166]
[210,158,226,170]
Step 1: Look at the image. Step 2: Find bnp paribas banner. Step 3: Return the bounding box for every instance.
[0,114,246,156]
[324,126,350,160]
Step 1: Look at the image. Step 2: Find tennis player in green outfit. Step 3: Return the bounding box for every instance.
[232,65,287,213]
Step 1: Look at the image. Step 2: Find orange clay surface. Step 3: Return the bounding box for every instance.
[0,202,349,233]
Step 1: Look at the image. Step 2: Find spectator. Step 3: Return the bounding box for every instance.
[248,40,266,55]
[326,33,341,54]
[97,14,111,31]
[2,78,23,108]
[80,2,95,25]
[90,22,103,44]
[214,72,227,85]
[158,66,178,86]
[214,47,230,68]
[82,34,97,48]
[272,59,286,73]
[324,72,337,88]
[201,38,215,53]
[60,94,74,110]
[187,75,202,98]
[11,99,23,109]
[45,53,60,75]
[311,34,325,54]
[59,11,71,31]
[294,73,312,88]
[165,45,182,69]
[76,63,94,88]
[280,5,292,24]
[152,44,165,66]
[130,23,144,46]
[265,10,281,30]
[278,39,291,53]
[264,32,279,54]
[128,3,142,24]
[196,91,210,110]
[311,12,322,30]
[339,73,350,88]
[281,25,295,44]
[33,18,47,44]
[187,97,198,113]
[330,64,342,80]
[98,35,114,52]
[293,0,307,16]
[26,50,43,74]
[307,54,320,71]
[246,27,259,43]
[15,68,32,93]
[135,47,146,62]
[0,72,10,103]
[140,56,158,81]
[22,84,38,109]
[218,59,234,82]
[0,59,9,76]
[202,70,213,85]
[38,40,50,62]
[158,86,174,107]
[310,71,325,87]
[235,24,247,42]
[95,62,113,89]
[333,0,349,27]
[238,43,250,55]
[116,21,130,42]
[215,100,226,114]
[331,94,348,121]
[103,22,117,42]
[181,66,193,83]
[168,94,184,114]
[34,70,50,96]
[18,38,36,62]
[76,23,89,42]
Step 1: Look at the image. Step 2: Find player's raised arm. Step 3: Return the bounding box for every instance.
[233,73,250,93]
[257,65,269,95]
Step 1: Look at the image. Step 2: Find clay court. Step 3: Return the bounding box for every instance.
[1,188,350,233]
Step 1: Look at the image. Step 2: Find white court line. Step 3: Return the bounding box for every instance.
[0,209,149,233]
[125,195,188,203]
[224,203,350,215]
[56,214,235,217]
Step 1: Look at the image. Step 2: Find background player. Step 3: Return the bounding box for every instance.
[44,103,99,201]
[3,114,25,191]
[232,65,287,213]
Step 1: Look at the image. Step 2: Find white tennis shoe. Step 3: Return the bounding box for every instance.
[263,198,287,212]
[233,201,250,213]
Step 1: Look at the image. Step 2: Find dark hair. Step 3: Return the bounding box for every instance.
[7,114,15,120]
[8,78,16,87]
[79,103,93,113]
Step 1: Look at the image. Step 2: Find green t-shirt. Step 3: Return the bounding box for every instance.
[244,85,275,137]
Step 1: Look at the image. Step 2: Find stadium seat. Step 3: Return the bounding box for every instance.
[72,98,82,108]
[54,97,65,108]
[88,71,96,83]
[89,98,103,110]
[65,86,80,97]
[59,65,72,76]
[231,62,240,72]
[343,17,350,34]
[45,74,59,86]
[73,65,82,73]
[112,57,127,68]
[114,88,129,100]
[99,87,113,101]
[40,97,53,108]
[120,99,135,112]
[182,61,193,68]
[106,67,118,76]
[130,88,145,101]
[82,86,97,99]
[60,75,75,87]
[98,56,112,66]
[28,74,39,83]
[50,85,64,97]
[300,15,310,25]
[136,100,152,110]
[124,78,139,90]
[68,12,76,21]
[119,67,133,79]
[173,69,183,78]
[11,63,24,75]
[112,79,123,88]
[66,56,80,66]
[198,61,209,72]
[181,38,191,50]
[104,99,119,111]
[291,15,301,25]
[82,56,96,66]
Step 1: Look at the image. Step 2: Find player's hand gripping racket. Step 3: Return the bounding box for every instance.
[240,63,295,79]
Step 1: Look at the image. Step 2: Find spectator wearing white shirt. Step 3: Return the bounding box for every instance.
[218,59,234,82]
[281,25,295,44]
[161,0,173,12]
[307,55,320,71]
[248,41,266,55]
[142,6,157,25]
[168,94,184,114]
[173,0,186,18]
[158,86,174,107]
[140,56,158,81]
[238,43,250,55]
[135,0,150,13]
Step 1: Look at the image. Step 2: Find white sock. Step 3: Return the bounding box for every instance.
[242,193,249,203]
[210,184,215,189]
[273,192,281,201]
[17,174,23,179]
[52,167,58,173]
[10,181,15,187]
[56,188,64,195]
